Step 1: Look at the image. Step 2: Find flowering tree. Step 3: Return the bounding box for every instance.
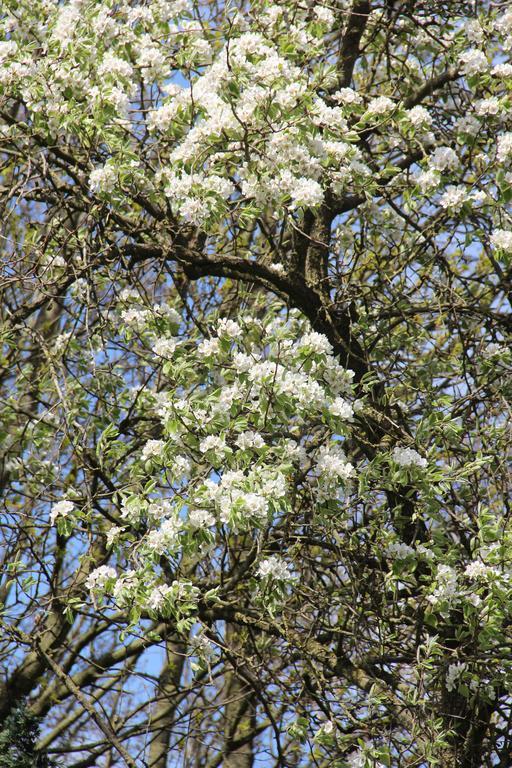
[1,1,512,766]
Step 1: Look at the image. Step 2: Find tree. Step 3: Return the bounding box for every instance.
[1,1,512,766]
[0,702,54,768]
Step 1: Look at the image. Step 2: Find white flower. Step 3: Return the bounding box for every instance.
[153,337,177,358]
[86,565,116,591]
[464,561,500,580]
[141,439,165,461]
[0,41,18,62]
[316,444,355,481]
[495,10,512,36]
[269,262,286,276]
[217,318,242,339]
[147,501,173,521]
[145,517,182,555]
[242,492,268,519]
[386,541,415,559]
[121,308,148,329]
[199,435,227,456]
[256,555,291,580]
[136,34,167,77]
[50,499,74,525]
[235,431,265,450]
[288,176,324,209]
[313,6,334,25]
[189,508,216,528]
[299,331,333,355]
[428,564,459,605]
[459,48,488,75]
[429,146,459,172]
[106,526,124,548]
[173,455,191,478]
[52,4,80,45]
[333,87,362,105]
[148,584,173,612]
[260,472,287,499]
[197,338,221,357]
[365,96,395,115]
[492,63,512,77]
[391,446,427,468]
[456,115,480,136]
[153,304,181,324]
[329,397,354,420]
[89,164,117,193]
[232,352,254,372]
[446,662,467,692]
[98,53,133,80]
[465,20,484,44]
[416,544,436,561]
[475,97,500,116]
[407,106,432,128]
[119,288,140,303]
[416,169,440,193]
[53,332,71,354]
[497,132,512,163]
[439,185,467,210]
[491,229,512,252]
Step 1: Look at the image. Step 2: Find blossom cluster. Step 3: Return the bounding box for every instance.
[77,304,362,623]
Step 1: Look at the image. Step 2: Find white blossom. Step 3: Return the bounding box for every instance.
[199,435,227,456]
[145,517,182,555]
[106,526,124,548]
[491,229,512,252]
[235,431,265,450]
[89,164,117,193]
[298,331,333,356]
[316,444,355,482]
[0,41,18,62]
[365,96,395,115]
[98,53,133,80]
[428,564,459,605]
[429,146,459,172]
[392,446,427,468]
[459,48,488,75]
[333,87,362,105]
[153,337,177,358]
[52,3,80,45]
[257,555,291,580]
[456,115,481,136]
[407,105,432,127]
[465,561,500,580]
[50,499,74,525]
[232,352,254,372]
[491,63,512,77]
[329,397,354,421]
[439,185,467,210]
[313,6,334,26]
[446,662,467,692]
[465,20,484,44]
[148,584,173,612]
[189,508,216,528]
[141,439,165,461]
[475,97,500,116]
[416,169,440,193]
[86,565,116,592]
[53,332,71,354]
[197,338,221,357]
[496,132,512,163]
[217,318,242,339]
[386,541,415,559]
